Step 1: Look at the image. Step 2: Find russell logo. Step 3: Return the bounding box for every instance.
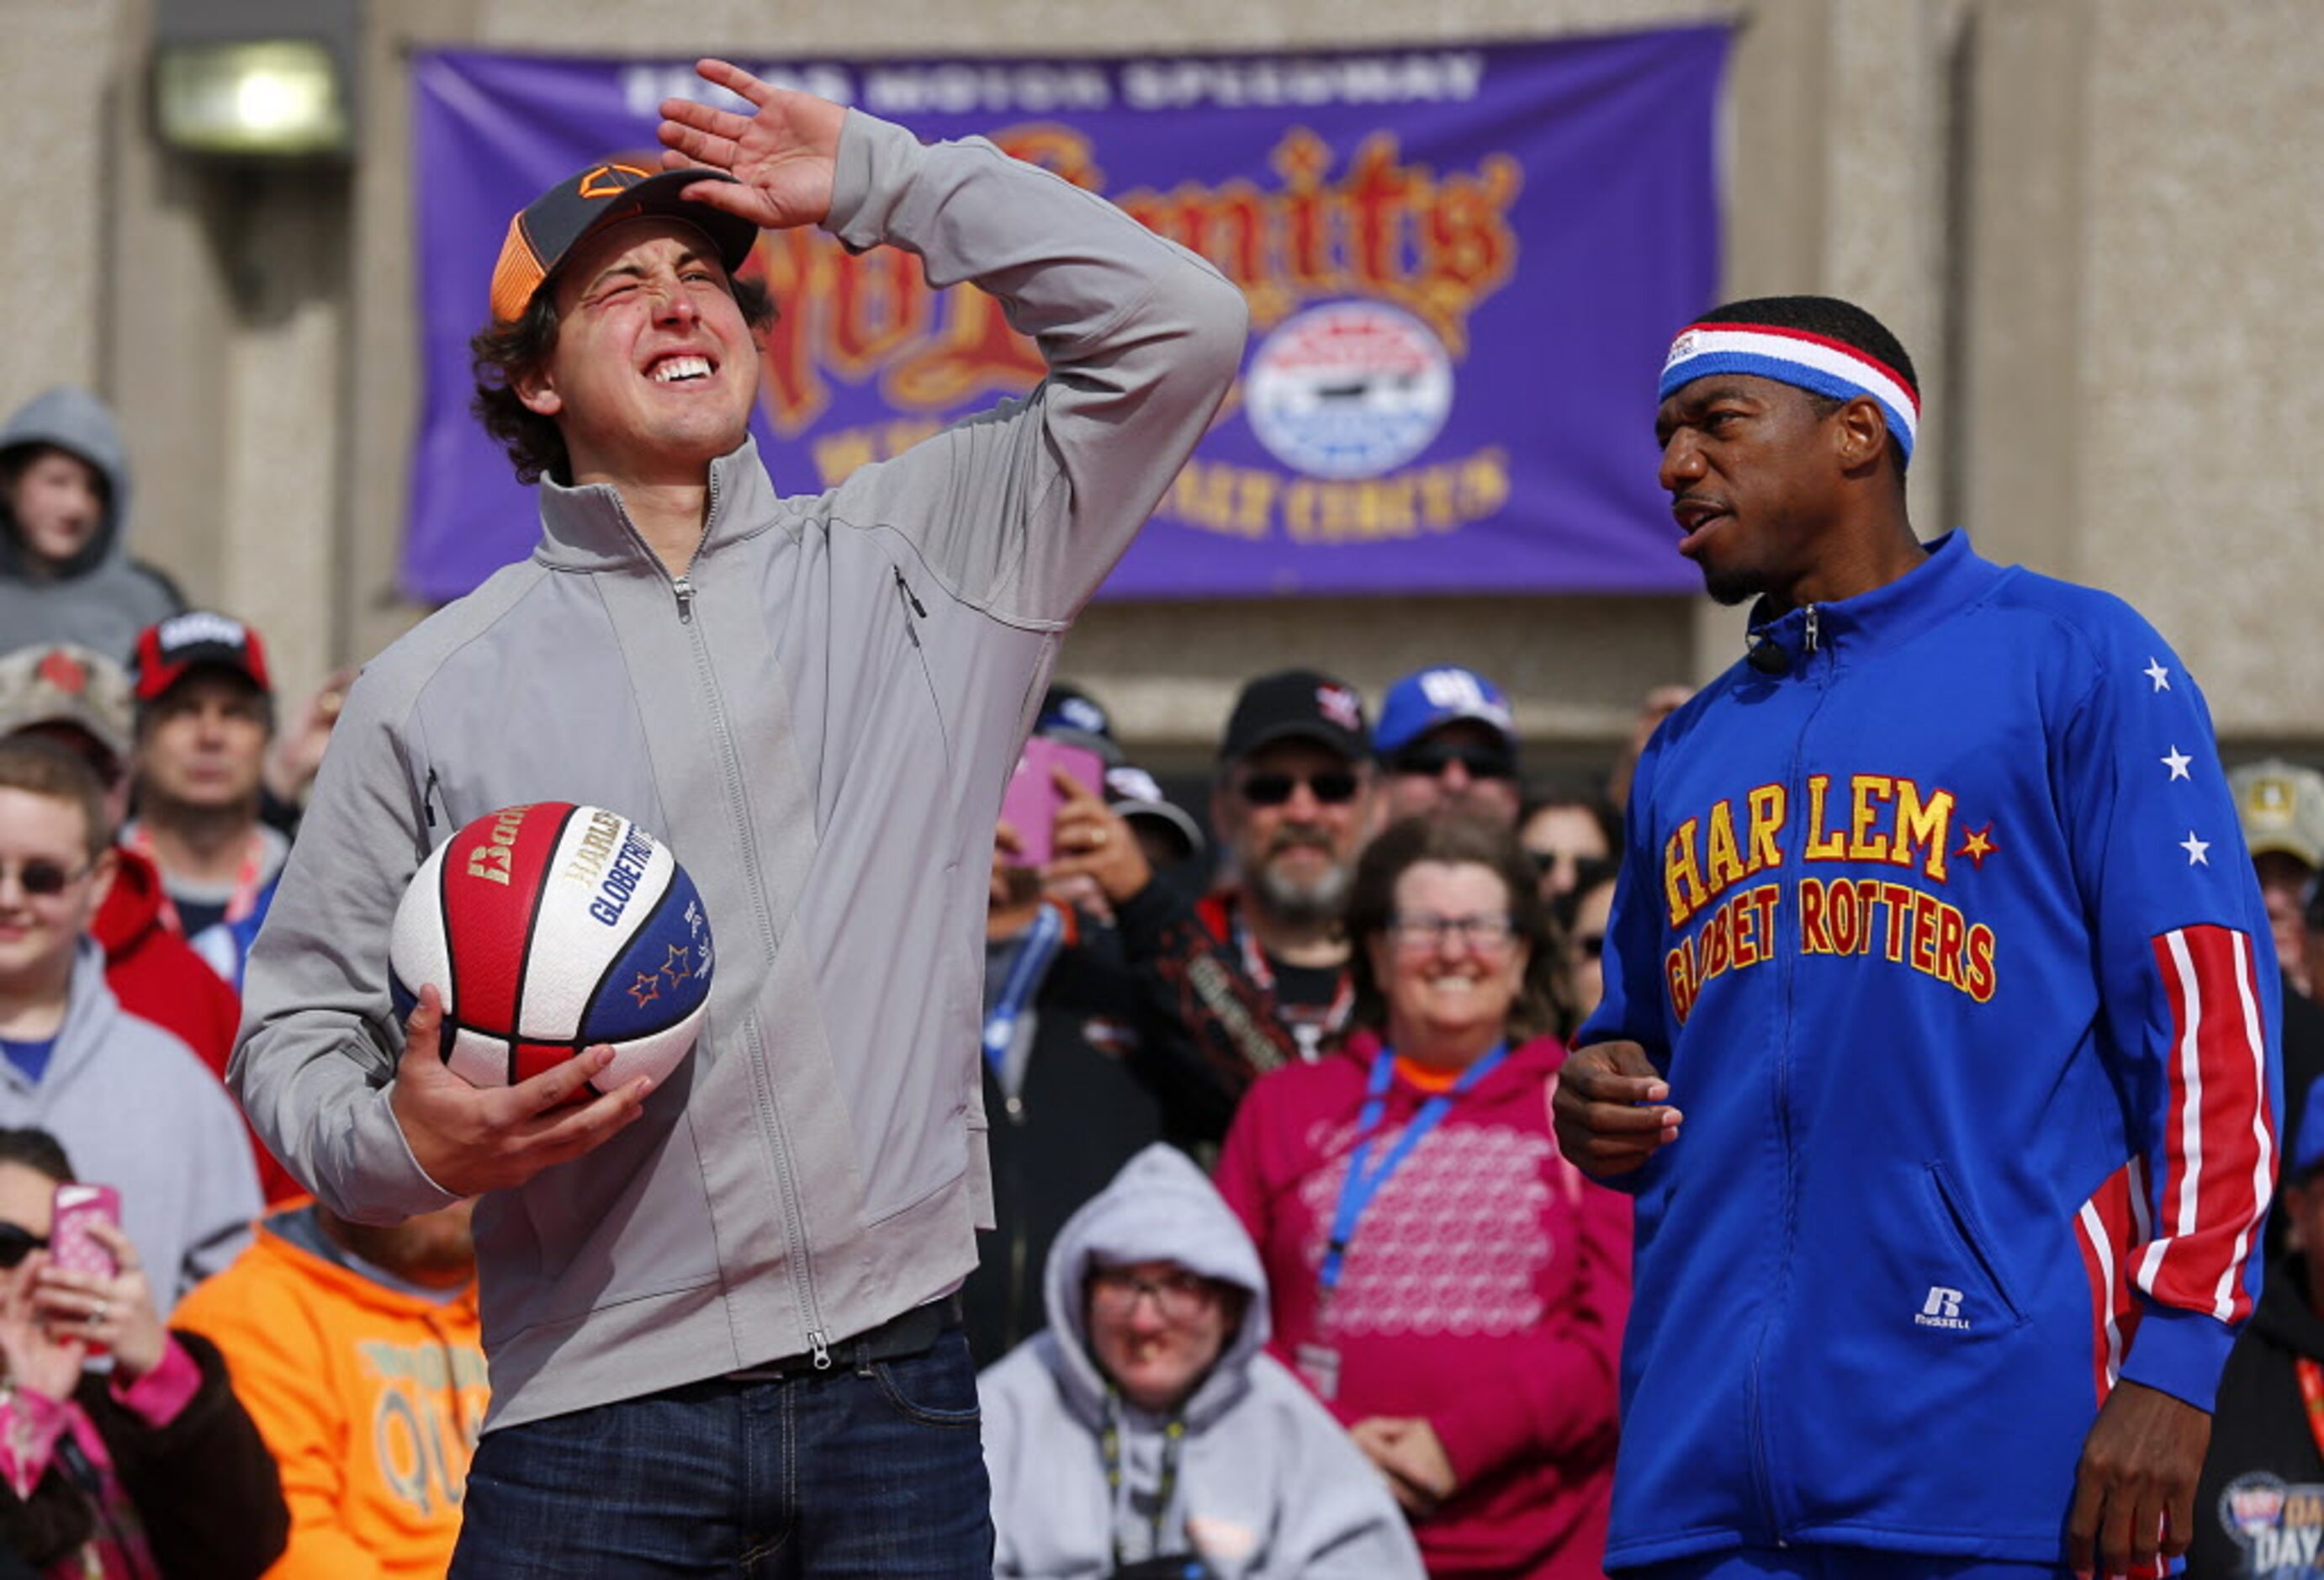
[1915,1286,1971,1332]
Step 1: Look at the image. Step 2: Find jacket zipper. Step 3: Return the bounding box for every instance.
[1749,600,1825,1546]
[893,565,928,637]
[617,469,834,1369]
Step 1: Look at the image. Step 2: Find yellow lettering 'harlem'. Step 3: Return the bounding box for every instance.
[1663,782,1788,928]
[1802,773,1956,883]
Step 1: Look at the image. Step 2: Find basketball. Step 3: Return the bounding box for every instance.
[389,802,713,1093]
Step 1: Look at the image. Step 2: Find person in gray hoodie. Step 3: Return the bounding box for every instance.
[0,386,182,661]
[0,738,258,1311]
[235,57,1245,1577]
[980,1145,1423,1579]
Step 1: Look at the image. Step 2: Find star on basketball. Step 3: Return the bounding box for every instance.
[2143,658,2171,692]
[628,971,663,1008]
[1956,824,1997,870]
[2179,830,2210,867]
[2160,745,2192,782]
[662,944,692,984]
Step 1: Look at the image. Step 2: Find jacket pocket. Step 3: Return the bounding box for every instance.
[1921,1160,2030,1329]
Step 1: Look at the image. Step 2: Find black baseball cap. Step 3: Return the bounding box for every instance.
[1219,669,1368,764]
[489,160,760,325]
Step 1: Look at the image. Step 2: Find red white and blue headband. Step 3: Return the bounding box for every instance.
[1658,321,1920,463]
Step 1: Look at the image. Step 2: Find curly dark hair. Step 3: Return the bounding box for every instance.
[1343,814,1563,1046]
[469,273,777,485]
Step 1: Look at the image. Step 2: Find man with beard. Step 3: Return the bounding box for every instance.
[1199,671,1375,1065]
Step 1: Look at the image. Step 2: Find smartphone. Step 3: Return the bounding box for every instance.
[50,1185,119,1280]
[998,738,1105,867]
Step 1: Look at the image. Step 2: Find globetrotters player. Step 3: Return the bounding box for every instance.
[1554,295,2278,1580]
[232,58,1246,1575]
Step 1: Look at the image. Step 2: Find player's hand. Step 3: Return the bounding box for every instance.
[390,987,652,1197]
[2067,1379,2208,1579]
[1044,767,1151,905]
[656,60,846,232]
[1550,1039,1681,1179]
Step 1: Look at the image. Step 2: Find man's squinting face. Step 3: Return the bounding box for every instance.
[518,218,760,486]
[1654,374,1846,607]
[5,448,105,567]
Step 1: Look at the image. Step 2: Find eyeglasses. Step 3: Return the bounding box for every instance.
[1386,912,1520,952]
[1388,741,1516,782]
[1088,1265,1222,1322]
[0,858,94,899]
[0,1224,49,1269]
[1237,770,1361,808]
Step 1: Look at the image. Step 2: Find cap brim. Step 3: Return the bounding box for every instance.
[2245,833,2323,869]
[1114,799,1206,857]
[1225,721,1366,762]
[563,168,760,282]
[1377,708,1517,757]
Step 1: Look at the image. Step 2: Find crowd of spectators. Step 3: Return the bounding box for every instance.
[6,364,2324,1577]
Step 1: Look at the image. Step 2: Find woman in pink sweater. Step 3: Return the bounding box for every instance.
[1215,815,1630,1578]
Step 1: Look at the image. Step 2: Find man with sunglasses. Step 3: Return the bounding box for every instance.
[1374,665,1524,830]
[0,736,258,1312]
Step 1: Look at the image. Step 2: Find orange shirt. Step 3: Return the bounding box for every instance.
[173,1205,487,1579]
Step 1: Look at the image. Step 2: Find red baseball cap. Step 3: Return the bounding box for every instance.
[488,160,760,326]
[132,611,272,703]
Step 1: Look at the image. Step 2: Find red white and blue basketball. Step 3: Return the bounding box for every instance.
[389,803,713,1093]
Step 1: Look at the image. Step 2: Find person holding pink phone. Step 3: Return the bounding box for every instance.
[0,1127,286,1577]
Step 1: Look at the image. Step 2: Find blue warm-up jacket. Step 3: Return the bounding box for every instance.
[1581,531,2280,1568]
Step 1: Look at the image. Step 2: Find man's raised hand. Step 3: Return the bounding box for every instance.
[390,986,652,1198]
[1550,1039,1681,1179]
[657,59,847,233]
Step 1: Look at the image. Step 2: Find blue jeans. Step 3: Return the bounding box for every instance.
[449,1325,992,1577]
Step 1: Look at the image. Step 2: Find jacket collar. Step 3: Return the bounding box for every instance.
[530,437,780,575]
[1744,529,2002,676]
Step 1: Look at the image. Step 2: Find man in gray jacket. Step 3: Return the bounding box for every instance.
[231,58,1246,1577]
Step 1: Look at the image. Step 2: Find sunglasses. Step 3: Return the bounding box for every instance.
[1237,770,1361,808]
[1574,932,1607,960]
[1389,740,1517,781]
[0,1223,48,1270]
[0,858,94,899]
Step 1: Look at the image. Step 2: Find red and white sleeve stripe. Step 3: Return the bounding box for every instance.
[2131,925,2274,1323]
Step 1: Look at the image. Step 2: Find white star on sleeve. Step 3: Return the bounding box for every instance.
[2180,830,2210,866]
[2161,745,2193,781]
[2144,658,2172,692]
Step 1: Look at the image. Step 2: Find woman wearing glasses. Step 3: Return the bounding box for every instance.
[979,1144,1422,1578]
[0,1127,286,1577]
[1215,816,1631,1578]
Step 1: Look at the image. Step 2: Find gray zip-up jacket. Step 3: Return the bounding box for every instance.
[230,109,1247,1432]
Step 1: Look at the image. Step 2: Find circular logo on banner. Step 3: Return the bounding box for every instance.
[1245,301,1453,480]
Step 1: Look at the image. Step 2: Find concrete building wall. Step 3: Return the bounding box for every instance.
[0,0,2315,768]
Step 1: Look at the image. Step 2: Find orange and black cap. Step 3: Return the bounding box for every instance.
[488,162,760,325]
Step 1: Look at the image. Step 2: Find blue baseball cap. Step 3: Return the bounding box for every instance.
[1374,665,1517,758]
[2296,1076,2324,1179]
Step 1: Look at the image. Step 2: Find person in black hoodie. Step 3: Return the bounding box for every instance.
[2194,1074,2324,1577]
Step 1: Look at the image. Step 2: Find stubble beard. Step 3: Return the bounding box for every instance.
[1249,852,1353,928]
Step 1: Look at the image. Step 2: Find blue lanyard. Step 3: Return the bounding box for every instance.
[982,903,1065,1075]
[1318,1041,1508,1296]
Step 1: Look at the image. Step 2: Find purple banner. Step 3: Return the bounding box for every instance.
[405,32,1727,602]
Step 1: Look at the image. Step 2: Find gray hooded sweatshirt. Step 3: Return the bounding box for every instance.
[0,942,260,1311]
[233,109,1247,1433]
[979,1145,1423,1579]
[0,385,180,660]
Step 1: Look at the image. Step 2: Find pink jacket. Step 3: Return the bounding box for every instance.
[1215,1031,1630,1579]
